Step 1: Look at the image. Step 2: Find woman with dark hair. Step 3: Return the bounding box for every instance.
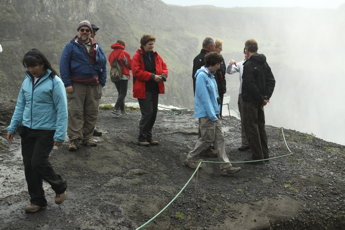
[7,49,68,213]
[131,35,168,146]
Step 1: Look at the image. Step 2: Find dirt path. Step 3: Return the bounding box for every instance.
[1,108,345,230]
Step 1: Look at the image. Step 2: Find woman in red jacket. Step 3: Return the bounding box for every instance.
[132,35,168,146]
[108,40,132,115]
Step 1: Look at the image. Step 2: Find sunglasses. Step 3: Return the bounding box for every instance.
[79,28,90,33]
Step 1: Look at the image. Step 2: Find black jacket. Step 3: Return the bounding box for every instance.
[215,57,226,95]
[242,54,275,105]
[192,49,209,93]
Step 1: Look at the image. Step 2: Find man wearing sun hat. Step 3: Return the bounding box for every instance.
[60,20,107,151]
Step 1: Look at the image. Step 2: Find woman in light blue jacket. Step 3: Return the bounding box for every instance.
[184,52,241,176]
[6,49,68,213]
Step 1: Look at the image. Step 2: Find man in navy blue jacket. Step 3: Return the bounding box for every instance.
[60,20,107,151]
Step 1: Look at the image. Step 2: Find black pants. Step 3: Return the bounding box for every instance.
[20,127,67,206]
[138,91,159,142]
[242,101,269,160]
[219,93,224,118]
[114,80,128,111]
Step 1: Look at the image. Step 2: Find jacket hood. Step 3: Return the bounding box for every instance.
[195,66,212,78]
[111,43,125,50]
[249,53,266,64]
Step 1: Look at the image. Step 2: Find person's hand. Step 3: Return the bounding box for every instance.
[154,75,162,82]
[54,141,63,146]
[263,99,269,106]
[66,86,73,93]
[230,59,237,65]
[6,133,14,142]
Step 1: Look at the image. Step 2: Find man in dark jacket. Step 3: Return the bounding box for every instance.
[242,39,275,162]
[192,37,215,94]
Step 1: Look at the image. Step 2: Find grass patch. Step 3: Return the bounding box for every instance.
[99,104,113,110]
[284,183,298,193]
[175,211,185,220]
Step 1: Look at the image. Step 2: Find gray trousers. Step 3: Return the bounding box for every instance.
[242,101,269,159]
[187,117,232,169]
[67,83,102,141]
[114,80,128,111]
[238,94,249,146]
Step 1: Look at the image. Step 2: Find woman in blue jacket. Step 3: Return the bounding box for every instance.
[6,49,68,213]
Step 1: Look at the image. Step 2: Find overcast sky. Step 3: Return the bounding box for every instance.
[161,0,345,8]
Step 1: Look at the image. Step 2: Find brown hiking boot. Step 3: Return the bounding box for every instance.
[55,191,67,204]
[149,140,159,145]
[138,141,150,146]
[83,138,97,147]
[93,129,102,137]
[24,204,46,213]
[183,159,203,169]
[220,166,241,176]
[68,140,79,151]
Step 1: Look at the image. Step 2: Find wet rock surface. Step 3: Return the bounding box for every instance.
[0,106,345,230]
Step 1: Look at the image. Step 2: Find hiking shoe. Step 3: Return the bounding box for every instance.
[238,145,250,151]
[184,159,203,169]
[83,139,97,147]
[138,141,150,146]
[112,109,121,117]
[93,129,102,137]
[220,166,241,176]
[68,140,79,151]
[55,192,67,204]
[24,204,47,213]
[149,140,159,145]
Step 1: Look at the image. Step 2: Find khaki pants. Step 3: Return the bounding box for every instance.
[186,117,232,169]
[67,83,102,141]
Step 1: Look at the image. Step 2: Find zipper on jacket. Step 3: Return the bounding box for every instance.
[30,77,34,128]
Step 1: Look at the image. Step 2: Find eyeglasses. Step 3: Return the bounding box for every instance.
[79,29,90,33]
[243,48,247,54]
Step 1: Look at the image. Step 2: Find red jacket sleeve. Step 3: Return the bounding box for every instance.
[123,51,132,70]
[156,54,168,77]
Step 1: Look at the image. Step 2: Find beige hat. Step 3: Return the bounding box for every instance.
[77,20,92,31]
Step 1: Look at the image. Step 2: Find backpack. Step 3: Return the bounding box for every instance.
[110,58,123,83]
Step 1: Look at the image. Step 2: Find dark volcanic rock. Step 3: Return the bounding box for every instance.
[0,108,344,230]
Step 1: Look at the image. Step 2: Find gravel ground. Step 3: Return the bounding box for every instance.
[1,107,345,230]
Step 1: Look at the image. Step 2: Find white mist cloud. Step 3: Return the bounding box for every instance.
[161,0,345,8]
